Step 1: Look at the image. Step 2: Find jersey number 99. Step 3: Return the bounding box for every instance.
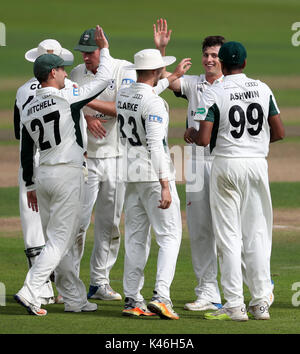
[229,103,263,139]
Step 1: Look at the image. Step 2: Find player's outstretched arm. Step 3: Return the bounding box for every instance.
[167,58,192,85]
[86,100,116,117]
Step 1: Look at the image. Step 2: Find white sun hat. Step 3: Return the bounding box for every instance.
[25,39,74,64]
[126,49,176,70]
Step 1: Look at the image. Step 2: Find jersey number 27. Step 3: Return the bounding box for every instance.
[30,111,61,151]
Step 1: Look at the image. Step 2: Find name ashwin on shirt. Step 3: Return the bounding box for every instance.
[230,90,259,101]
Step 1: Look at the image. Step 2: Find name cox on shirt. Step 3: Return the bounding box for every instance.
[27,99,56,116]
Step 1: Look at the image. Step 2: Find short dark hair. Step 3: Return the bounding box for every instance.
[202,36,226,52]
[221,62,245,72]
[36,67,60,84]
[36,71,50,84]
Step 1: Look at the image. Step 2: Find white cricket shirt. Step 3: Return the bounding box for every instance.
[179,74,223,159]
[116,82,175,182]
[194,73,280,158]
[21,48,112,190]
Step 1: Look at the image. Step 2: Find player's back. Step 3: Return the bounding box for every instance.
[205,73,279,158]
[116,82,174,182]
[22,86,84,168]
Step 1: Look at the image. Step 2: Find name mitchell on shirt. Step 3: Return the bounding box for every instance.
[27,99,56,115]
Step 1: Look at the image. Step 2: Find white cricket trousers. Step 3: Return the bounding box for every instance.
[19,167,44,250]
[210,157,273,308]
[186,158,221,303]
[77,156,124,286]
[18,158,54,300]
[123,180,182,302]
[18,165,87,309]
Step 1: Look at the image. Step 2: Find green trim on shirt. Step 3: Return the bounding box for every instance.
[70,88,106,148]
[205,104,218,123]
[206,103,220,153]
[269,95,279,117]
[21,125,35,187]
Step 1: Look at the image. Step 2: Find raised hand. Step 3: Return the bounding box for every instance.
[94,25,109,49]
[173,58,192,79]
[153,18,172,52]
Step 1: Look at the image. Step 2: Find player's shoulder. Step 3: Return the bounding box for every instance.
[16,77,40,95]
[113,57,132,68]
[240,75,273,94]
[69,63,86,79]
[255,78,272,92]
[113,58,136,83]
[116,84,131,97]
[64,77,76,88]
[143,87,166,109]
[182,73,205,84]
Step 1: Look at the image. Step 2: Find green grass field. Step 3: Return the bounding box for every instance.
[0,184,300,336]
[1,0,300,341]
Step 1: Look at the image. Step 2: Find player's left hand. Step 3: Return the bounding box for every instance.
[159,186,172,209]
[94,25,109,49]
[85,114,107,138]
[27,190,38,212]
[153,18,172,50]
[184,127,197,144]
[171,58,192,80]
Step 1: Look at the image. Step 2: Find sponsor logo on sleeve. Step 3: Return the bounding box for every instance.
[149,115,163,123]
[122,78,135,85]
[196,107,206,114]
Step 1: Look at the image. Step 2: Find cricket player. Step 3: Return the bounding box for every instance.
[70,28,138,301]
[14,26,112,316]
[186,41,284,321]
[14,39,75,305]
[116,49,191,320]
[154,18,223,311]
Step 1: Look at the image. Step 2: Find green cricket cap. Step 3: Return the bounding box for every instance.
[218,41,247,65]
[33,54,70,78]
[74,28,108,53]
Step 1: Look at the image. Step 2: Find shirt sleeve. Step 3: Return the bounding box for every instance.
[153,78,169,95]
[63,48,112,108]
[144,96,169,180]
[194,87,217,123]
[20,124,35,190]
[14,99,21,140]
[269,92,280,117]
